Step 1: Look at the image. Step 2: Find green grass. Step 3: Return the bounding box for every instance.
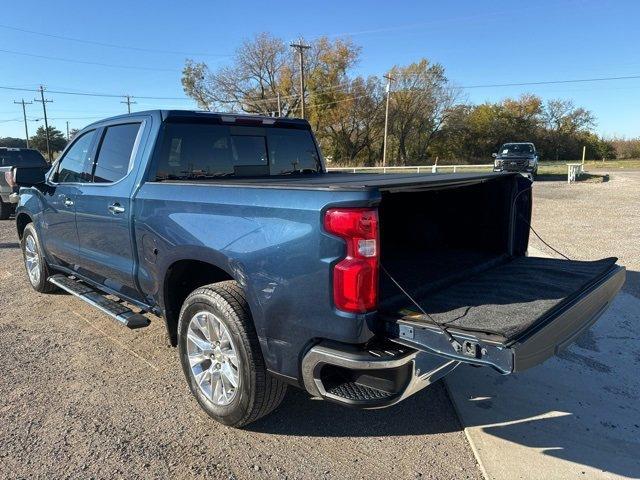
[538,159,640,175]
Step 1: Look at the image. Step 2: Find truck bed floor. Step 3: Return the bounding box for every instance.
[383,256,617,342]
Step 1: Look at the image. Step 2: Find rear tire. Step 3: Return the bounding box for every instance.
[178,281,287,427]
[20,223,57,293]
[0,200,10,220]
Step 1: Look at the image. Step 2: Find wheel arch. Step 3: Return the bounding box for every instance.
[16,212,33,239]
[161,258,238,346]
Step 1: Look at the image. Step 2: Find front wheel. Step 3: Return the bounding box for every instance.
[178,281,287,427]
[20,223,57,293]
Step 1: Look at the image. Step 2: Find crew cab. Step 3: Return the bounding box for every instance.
[13,111,624,427]
[493,142,539,176]
[0,147,48,219]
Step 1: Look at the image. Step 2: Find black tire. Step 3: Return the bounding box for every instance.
[0,199,10,220]
[178,281,287,427]
[20,223,57,293]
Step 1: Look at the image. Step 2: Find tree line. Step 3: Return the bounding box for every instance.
[181,33,635,165]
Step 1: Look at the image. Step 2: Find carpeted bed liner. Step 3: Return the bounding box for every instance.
[386,256,617,341]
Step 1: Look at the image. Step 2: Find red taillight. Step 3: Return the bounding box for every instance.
[324,208,379,313]
[4,170,15,188]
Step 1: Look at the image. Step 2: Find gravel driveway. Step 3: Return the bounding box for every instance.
[0,218,480,479]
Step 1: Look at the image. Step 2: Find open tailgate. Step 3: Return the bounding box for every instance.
[382,261,625,374]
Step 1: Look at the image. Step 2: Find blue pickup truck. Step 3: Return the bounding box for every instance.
[12,110,624,427]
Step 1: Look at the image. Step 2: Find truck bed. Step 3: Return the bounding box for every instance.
[381,256,618,342]
[154,171,509,191]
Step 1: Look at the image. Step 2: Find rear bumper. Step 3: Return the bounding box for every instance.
[494,166,535,173]
[301,340,458,408]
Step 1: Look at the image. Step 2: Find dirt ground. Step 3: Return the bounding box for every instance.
[0,220,480,477]
[531,170,639,296]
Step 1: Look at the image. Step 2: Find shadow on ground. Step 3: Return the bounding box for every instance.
[535,172,609,183]
[248,379,463,437]
[0,242,19,249]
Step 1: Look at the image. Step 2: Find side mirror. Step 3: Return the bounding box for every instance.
[491,153,497,158]
[13,166,48,187]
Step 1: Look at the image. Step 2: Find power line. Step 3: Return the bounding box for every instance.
[459,74,640,89]
[0,23,231,57]
[0,47,177,72]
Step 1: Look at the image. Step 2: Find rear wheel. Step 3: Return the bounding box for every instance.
[0,199,10,220]
[178,281,287,427]
[20,223,57,293]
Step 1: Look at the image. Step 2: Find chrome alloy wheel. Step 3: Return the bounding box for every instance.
[24,234,40,286]
[186,311,241,406]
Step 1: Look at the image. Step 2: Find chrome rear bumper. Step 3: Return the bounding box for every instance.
[301,340,458,408]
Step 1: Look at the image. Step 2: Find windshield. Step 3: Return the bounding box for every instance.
[0,149,47,167]
[153,122,322,181]
[499,144,534,155]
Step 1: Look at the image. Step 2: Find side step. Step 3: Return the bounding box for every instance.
[48,274,150,329]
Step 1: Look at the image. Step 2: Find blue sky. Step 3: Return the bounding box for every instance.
[1,0,639,139]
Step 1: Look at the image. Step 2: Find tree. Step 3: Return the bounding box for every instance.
[181,32,360,118]
[29,126,67,156]
[0,137,27,148]
[386,59,460,165]
[317,76,385,166]
[543,99,595,160]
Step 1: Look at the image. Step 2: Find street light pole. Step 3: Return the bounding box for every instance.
[382,74,394,167]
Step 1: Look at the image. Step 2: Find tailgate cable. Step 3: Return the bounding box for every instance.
[512,185,570,260]
[381,265,463,353]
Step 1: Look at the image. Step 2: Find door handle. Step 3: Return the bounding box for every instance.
[108,203,125,214]
[63,198,74,207]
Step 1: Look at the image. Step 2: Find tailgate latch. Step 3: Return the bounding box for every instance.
[462,341,481,358]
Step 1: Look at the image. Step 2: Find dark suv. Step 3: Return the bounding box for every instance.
[493,142,538,176]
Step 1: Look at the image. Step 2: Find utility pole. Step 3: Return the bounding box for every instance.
[14,99,32,148]
[290,39,310,119]
[121,95,136,114]
[34,85,53,162]
[277,92,282,117]
[382,74,394,167]
[66,121,70,140]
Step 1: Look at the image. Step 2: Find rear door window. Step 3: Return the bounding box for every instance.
[93,123,141,183]
[55,130,96,183]
[153,122,321,181]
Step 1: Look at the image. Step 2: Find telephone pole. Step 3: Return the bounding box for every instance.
[277,91,282,117]
[290,40,310,119]
[121,95,136,114]
[66,121,70,140]
[34,85,53,162]
[382,74,394,167]
[14,99,32,148]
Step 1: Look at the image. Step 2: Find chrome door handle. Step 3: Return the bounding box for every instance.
[63,198,74,207]
[108,203,125,214]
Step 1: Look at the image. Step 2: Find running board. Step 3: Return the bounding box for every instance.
[48,274,150,329]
